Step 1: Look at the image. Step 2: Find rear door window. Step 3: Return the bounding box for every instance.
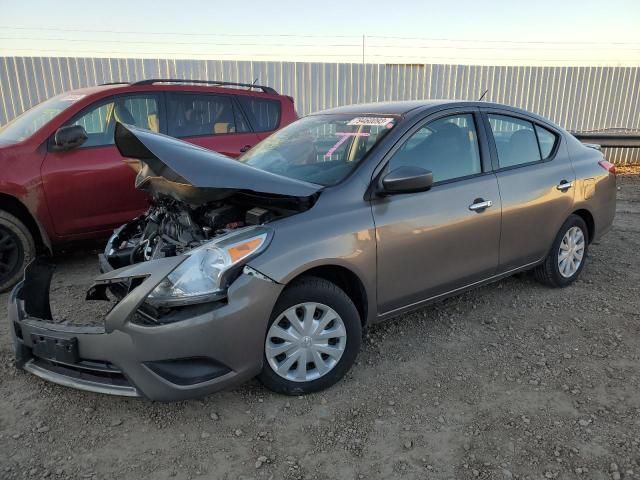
[487,114,540,168]
[68,95,160,148]
[167,93,249,138]
[487,114,558,168]
[237,96,281,132]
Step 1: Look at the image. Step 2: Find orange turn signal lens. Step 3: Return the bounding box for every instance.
[226,237,264,263]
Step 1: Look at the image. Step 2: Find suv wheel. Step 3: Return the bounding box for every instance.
[258,277,362,395]
[534,214,588,288]
[0,211,35,293]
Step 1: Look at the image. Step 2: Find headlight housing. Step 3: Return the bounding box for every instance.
[146,226,271,307]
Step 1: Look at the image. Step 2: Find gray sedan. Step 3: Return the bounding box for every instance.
[8,100,616,400]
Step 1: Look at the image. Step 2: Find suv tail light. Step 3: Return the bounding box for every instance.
[598,160,616,175]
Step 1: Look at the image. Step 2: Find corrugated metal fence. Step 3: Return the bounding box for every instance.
[1,56,638,164]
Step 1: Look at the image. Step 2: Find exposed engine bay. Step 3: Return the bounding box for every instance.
[105,195,297,270]
[104,122,322,271]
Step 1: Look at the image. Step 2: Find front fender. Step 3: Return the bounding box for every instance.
[248,211,377,325]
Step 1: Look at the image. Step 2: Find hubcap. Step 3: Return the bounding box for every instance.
[0,225,21,283]
[265,302,347,382]
[558,226,585,278]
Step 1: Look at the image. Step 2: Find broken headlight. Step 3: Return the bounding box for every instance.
[146,227,271,307]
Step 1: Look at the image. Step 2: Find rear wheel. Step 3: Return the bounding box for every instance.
[534,214,588,288]
[257,277,362,395]
[0,211,35,293]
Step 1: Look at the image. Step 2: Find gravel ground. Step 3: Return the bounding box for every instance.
[1,174,639,480]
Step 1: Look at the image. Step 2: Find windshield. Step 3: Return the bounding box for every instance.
[240,114,397,186]
[0,93,84,144]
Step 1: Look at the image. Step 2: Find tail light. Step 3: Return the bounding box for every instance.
[598,160,616,175]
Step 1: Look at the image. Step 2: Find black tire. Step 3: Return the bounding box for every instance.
[0,210,36,292]
[534,214,589,288]
[0,211,36,293]
[257,276,362,395]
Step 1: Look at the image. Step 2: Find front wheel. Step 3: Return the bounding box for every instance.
[534,214,589,288]
[0,211,36,293]
[257,277,362,395]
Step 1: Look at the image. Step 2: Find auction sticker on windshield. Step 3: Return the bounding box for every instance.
[347,117,395,127]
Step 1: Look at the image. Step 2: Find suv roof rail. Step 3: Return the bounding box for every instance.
[130,78,278,94]
[99,81,131,86]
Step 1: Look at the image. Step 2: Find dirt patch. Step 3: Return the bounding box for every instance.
[1,175,639,480]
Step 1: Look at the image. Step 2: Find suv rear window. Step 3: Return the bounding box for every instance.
[167,93,249,138]
[237,97,281,132]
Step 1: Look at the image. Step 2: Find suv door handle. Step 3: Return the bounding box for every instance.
[469,199,493,212]
[556,180,573,191]
[240,144,252,153]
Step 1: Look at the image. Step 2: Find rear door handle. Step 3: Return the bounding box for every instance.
[240,144,252,153]
[556,180,573,191]
[469,199,493,212]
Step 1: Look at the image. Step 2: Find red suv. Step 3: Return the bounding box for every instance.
[0,79,298,291]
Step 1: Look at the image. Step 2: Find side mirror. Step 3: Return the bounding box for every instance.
[53,125,88,151]
[381,166,433,194]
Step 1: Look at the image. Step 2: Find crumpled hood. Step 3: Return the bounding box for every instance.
[114,122,321,203]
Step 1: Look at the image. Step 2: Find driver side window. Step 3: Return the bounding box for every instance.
[69,95,160,148]
[389,113,481,183]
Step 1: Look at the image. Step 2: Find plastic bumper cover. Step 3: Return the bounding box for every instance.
[8,258,283,401]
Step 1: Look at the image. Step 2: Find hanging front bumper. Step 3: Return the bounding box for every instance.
[7,258,283,401]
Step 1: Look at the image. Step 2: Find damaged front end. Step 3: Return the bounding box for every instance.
[8,123,326,400]
[9,256,284,401]
[10,259,137,396]
[106,123,320,275]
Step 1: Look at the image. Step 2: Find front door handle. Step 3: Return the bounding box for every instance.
[469,199,493,212]
[556,180,573,191]
[239,144,252,153]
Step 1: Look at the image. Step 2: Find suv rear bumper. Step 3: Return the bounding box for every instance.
[8,259,283,401]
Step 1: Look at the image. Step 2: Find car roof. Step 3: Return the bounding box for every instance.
[313,100,561,128]
[59,82,283,98]
[315,100,457,116]
[56,85,123,96]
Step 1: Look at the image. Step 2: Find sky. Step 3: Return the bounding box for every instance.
[1,0,639,65]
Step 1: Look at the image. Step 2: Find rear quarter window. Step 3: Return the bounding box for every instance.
[237,97,281,132]
[535,125,558,159]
